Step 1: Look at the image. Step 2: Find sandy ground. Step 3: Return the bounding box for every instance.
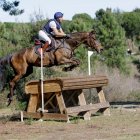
[0,108,140,140]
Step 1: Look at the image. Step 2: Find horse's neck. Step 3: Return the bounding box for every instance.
[66,38,83,51]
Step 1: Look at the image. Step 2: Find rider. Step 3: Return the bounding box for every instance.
[37,12,70,56]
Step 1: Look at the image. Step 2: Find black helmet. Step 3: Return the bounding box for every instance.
[54,12,63,19]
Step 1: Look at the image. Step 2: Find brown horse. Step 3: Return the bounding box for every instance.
[0,30,103,105]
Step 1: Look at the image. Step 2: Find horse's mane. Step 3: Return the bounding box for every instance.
[69,32,90,41]
[70,31,88,36]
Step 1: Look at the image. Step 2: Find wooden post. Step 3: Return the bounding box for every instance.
[78,90,91,120]
[55,92,66,114]
[96,87,110,116]
[27,94,38,112]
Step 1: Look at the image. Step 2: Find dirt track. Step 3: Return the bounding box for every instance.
[0,108,140,140]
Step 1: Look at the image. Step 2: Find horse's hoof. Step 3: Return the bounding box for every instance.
[6,94,13,106]
[6,99,12,106]
[62,67,68,72]
[62,67,71,72]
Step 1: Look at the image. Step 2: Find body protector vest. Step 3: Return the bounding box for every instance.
[42,19,62,35]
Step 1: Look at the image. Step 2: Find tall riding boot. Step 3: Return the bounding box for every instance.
[42,41,49,53]
[36,41,49,57]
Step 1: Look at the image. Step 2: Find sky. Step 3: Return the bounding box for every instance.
[0,0,140,23]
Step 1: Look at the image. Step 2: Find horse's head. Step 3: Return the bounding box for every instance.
[66,31,103,53]
[84,30,103,53]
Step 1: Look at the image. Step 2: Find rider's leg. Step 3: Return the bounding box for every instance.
[37,30,51,56]
[36,41,49,56]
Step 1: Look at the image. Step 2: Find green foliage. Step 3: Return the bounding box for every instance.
[0,8,140,107]
[66,13,93,32]
[16,101,27,110]
[0,23,7,56]
[0,22,32,57]
[29,20,46,42]
[133,8,140,12]
[72,13,93,21]
[0,22,6,37]
[0,0,24,15]
[94,8,128,72]
[121,11,140,40]
[62,20,72,33]
[74,46,88,69]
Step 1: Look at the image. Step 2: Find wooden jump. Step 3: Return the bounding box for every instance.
[21,75,110,121]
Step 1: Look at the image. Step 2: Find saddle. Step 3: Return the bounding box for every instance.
[34,36,66,53]
[34,39,55,52]
[34,37,65,65]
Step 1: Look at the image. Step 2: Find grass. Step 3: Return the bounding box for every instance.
[24,117,34,125]
[0,108,139,140]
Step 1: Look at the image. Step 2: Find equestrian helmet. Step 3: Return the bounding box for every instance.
[54,12,63,19]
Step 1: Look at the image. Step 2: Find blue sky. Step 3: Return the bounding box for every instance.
[0,0,140,22]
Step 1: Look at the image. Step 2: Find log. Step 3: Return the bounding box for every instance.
[22,111,68,121]
[66,102,110,114]
[62,83,108,90]
[25,80,62,94]
[25,76,108,94]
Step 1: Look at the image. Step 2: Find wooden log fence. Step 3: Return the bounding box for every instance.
[21,75,110,122]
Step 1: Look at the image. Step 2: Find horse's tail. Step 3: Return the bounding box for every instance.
[0,55,12,91]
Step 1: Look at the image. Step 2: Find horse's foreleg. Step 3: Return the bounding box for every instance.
[62,57,80,71]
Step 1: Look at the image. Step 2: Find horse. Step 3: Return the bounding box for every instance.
[0,30,103,105]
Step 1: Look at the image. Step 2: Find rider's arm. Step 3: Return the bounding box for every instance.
[52,28,66,37]
[59,28,65,35]
[49,21,66,37]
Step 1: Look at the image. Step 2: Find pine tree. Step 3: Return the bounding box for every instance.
[94,8,128,72]
[0,0,24,15]
[67,13,93,32]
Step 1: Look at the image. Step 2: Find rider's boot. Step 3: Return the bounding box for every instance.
[42,41,49,53]
[37,41,49,57]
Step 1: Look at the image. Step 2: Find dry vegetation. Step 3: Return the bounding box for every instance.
[90,63,140,102]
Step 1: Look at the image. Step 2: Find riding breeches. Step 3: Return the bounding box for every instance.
[38,30,51,44]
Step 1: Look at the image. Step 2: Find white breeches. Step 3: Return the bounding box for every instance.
[38,30,51,44]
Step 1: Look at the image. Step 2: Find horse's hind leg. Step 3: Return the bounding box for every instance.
[7,65,28,106]
[7,66,33,106]
[7,73,23,106]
